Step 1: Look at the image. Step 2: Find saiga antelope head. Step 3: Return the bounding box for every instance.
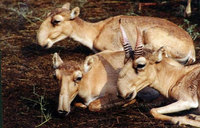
[37,3,80,48]
[52,53,82,115]
[117,23,167,100]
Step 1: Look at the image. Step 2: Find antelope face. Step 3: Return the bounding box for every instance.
[118,56,149,100]
[53,53,82,115]
[56,70,82,115]
[118,21,165,100]
[37,3,80,48]
[117,48,166,100]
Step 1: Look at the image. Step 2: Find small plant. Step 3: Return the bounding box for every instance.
[21,86,51,128]
[179,19,200,40]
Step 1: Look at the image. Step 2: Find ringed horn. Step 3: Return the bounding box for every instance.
[119,19,144,62]
[119,19,134,63]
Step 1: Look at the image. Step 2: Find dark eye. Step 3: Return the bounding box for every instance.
[75,76,82,82]
[136,64,146,69]
[51,19,60,26]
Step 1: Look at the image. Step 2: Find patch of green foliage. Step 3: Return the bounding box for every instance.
[21,86,51,128]
[179,19,200,40]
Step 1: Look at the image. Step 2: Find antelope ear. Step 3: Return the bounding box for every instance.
[84,56,94,72]
[155,47,167,63]
[62,2,70,10]
[73,70,82,82]
[134,57,147,70]
[70,7,80,19]
[52,53,63,69]
[47,12,51,17]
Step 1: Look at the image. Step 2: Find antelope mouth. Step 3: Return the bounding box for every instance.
[117,89,137,101]
[58,110,70,117]
[126,90,137,100]
[37,39,54,49]
[42,39,54,49]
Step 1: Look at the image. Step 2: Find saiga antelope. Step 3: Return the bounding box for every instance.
[37,2,195,64]
[53,51,130,115]
[117,25,200,127]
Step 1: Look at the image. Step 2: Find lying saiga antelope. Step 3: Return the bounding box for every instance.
[52,51,129,115]
[37,2,195,64]
[117,27,200,127]
[52,24,153,115]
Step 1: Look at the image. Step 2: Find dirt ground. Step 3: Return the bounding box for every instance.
[1,0,200,128]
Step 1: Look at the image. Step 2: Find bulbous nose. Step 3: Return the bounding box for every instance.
[43,44,48,49]
[125,92,133,100]
[117,91,123,99]
[117,92,123,99]
[58,110,69,116]
[117,92,133,100]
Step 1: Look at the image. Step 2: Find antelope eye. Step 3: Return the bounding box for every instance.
[51,19,60,26]
[75,76,82,82]
[134,57,147,70]
[136,64,146,69]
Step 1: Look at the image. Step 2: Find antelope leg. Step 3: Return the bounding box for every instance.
[74,102,87,109]
[88,95,129,111]
[88,98,102,112]
[171,116,200,127]
[188,114,200,121]
[150,100,200,127]
[88,96,118,111]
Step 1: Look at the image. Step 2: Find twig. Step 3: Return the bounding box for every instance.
[21,86,52,127]
[21,96,40,104]
[35,117,51,128]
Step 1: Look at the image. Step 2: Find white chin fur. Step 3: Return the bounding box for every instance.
[47,39,54,48]
[47,35,68,48]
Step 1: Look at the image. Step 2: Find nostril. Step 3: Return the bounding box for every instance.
[126,93,133,100]
[58,110,66,114]
[58,110,70,116]
[53,73,57,80]
[43,44,48,49]
[117,94,123,99]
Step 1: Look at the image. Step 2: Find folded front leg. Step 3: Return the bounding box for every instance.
[74,102,87,109]
[188,114,200,121]
[88,95,130,111]
[150,100,200,127]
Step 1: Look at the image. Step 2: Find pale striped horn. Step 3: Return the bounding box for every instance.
[134,27,144,58]
[119,19,134,63]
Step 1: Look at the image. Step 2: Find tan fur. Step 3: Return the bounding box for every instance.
[53,51,131,114]
[38,3,195,64]
[79,51,125,104]
[117,47,200,127]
